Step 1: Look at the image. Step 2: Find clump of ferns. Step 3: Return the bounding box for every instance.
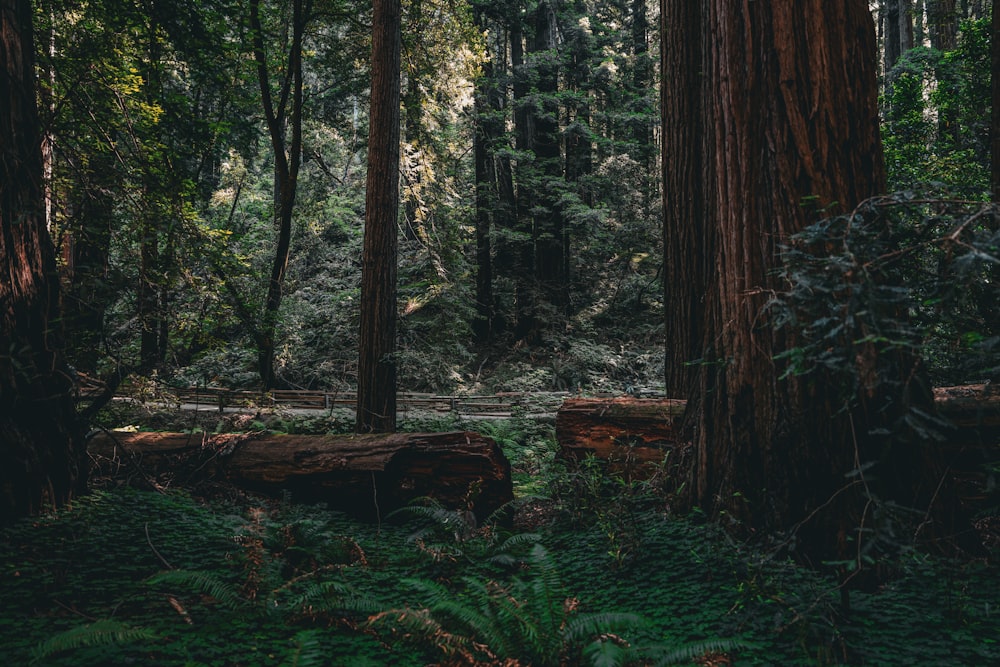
[390,496,543,572]
[146,505,371,626]
[366,543,743,666]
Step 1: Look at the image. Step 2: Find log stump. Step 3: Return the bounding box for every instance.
[87,430,512,522]
[555,397,687,479]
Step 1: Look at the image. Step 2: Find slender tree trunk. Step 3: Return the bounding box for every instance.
[138,12,163,374]
[250,0,307,390]
[528,0,567,323]
[356,0,401,433]
[630,0,652,170]
[62,153,115,373]
[0,0,85,523]
[472,7,497,342]
[401,0,423,244]
[509,17,535,338]
[993,0,1000,201]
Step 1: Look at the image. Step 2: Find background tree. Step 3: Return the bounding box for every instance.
[250,0,310,390]
[0,0,84,522]
[356,0,402,433]
[661,0,944,563]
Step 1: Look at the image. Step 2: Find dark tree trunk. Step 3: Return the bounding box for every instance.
[629,0,652,169]
[0,0,85,523]
[564,0,593,206]
[528,0,567,323]
[356,0,401,433]
[62,153,115,374]
[992,0,1000,201]
[250,0,307,390]
[661,0,954,564]
[661,0,708,396]
[509,18,535,338]
[138,11,163,375]
[472,8,496,343]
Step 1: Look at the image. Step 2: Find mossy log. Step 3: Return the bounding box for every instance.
[87,430,512,521]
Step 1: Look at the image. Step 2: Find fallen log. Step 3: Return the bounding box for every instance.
[87,430,512,522]
[555,396,687,475]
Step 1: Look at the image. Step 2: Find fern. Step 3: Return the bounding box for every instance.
[637,638,751,666]
[147,569,246,610]
[282,629,326,667]
[370,544,650,667]
[32,620,157,663]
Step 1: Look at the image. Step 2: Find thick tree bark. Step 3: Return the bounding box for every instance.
[356,0,401,433]
[88,431,513,522]
[661,0,708,396]
[660,0,958,563]
[0,0,85,523]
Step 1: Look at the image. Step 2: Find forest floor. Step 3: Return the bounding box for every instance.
[3,405,999,666]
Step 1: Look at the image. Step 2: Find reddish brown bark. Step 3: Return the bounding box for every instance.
[556,397,685,478]
[0,0,84,523]
[88,431,513,521]
[662,0,926,561]
[356,0,401,433]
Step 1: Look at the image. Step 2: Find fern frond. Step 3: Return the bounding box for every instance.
[147,569,246,610]
[562,612,646,644]
[284,629,326,667]
[583,637,630,667]
[639,638,751,666]
[32,620,156,662]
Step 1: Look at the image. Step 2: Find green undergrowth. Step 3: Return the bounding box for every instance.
[2,420,998,665]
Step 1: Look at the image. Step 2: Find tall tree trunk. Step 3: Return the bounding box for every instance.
[401,0,423,244]
[62,152,115,373]
[472,7,497,343]
[630,0,652,170]
[250,0,307,390]
[138,11,163,374]
[356,0,401,433]
[0,0,85,523]
[661,0,708,396]
[509,16,535,338]
[662,0,947,564]
[928,0,959,144]
[528,0,567,324]
[993,0,1000,201]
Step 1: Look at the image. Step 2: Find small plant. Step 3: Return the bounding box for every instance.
[551,455,664,568]
[367,543,646,666]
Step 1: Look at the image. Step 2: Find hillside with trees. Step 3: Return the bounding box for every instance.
[1,0,999,664]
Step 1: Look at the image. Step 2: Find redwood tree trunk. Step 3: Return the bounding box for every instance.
[356,0,401,433]
[663,0,928,562]
[0,0,85,522]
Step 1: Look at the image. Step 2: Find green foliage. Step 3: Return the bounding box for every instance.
[1,483,997,665]
[882,20,992,196]
[551,454,672,568]
[772,194,1000,390]
[31,620,158,664]
[368,543,650,666]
